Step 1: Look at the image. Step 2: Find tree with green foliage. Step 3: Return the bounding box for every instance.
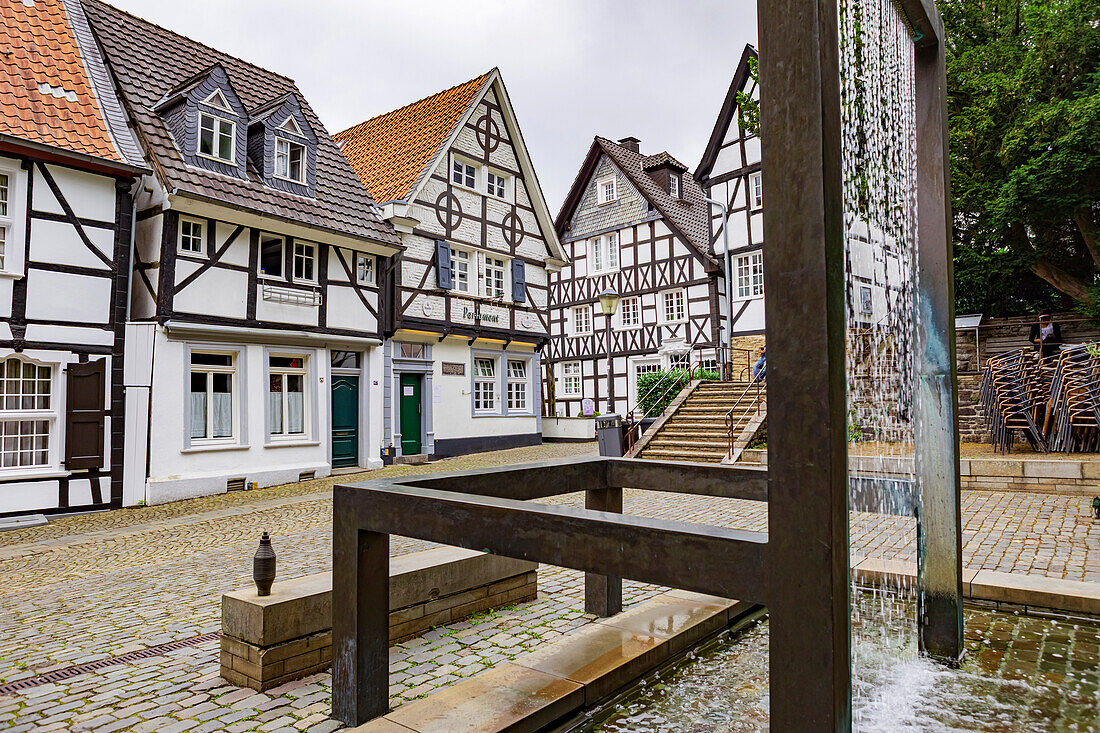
[944,0,1100,316]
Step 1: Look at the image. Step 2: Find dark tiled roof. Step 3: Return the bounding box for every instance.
[82,0,399,247]
[641,152,687,173]
[0,0,140,165]
[594,137,714,263]
[335,73,490,205]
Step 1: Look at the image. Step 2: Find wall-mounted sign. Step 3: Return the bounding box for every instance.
[441,362,465,376]
[581,398,595,416]
[463,306,500,324]
[422,301,434,316]
[521,313,534,329]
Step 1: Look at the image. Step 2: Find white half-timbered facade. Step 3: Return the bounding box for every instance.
[0,0,147,516]
[337,70,566,459]
[546,137,722,417]
[695,45,766,344]
[84,1,402,505]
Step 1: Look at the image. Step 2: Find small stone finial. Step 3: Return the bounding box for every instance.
[253,531,277,596]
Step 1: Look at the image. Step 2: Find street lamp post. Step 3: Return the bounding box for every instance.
[597,288,621,414]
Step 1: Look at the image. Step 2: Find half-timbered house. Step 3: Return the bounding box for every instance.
[695,45,765,353]
[83,1,402,505]
[0,0,147,515]
[697,44,903,348]
[546,137,722,417]
[336,70,566,459]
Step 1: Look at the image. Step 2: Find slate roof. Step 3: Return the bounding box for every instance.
[0,0,142,167]
[334,72,491,205]
[82,0,399,247]
[559,137,714,264]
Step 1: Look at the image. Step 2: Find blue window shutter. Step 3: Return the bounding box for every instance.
[511,259,526,303]
[436,240,452,289]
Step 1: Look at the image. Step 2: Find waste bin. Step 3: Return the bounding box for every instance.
[596,413,623,457]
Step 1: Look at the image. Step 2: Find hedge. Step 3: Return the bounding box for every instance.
[636,368,720,417]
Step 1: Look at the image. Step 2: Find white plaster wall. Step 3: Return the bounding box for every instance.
[34,164,116,221]
[175,266,248,319]
[542,416,595,441]
[430,339,538,441]
[27,270,111,323]
[28,217,114,270]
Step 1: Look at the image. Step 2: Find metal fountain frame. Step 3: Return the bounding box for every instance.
[332,0,960,729]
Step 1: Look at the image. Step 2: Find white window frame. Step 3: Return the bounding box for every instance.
[669,174,680,198]
[486,170,508,199]
[589,232,619,275]
[660,289,686,324]
[481,254,507,299]
[292,241,317,283]
[597,175,617,205]
[275,137,306,183]
[178,217,205,256]
[187,350,239,446]
[473,356,497,413]
[0,168,15,273]
[748,171,763,210]
[452,156,478,190]
[506,359,529,413]
[258,233,285,279]
[197,111,236,164]
[735,252,764,299]
[355,252,375,285]
[561,361,581,396]
[618,296,640,329]
[267,353,309,439]
[0,356,59,474]
[572,305,592,336]
[451,247,471,294]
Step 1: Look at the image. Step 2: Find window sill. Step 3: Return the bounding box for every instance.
[274,175,308,186]
[197,152,236,166]
[181,443,249,454]
[0,468,66,481]
[597,199,617,206]
[472,411,503,418]
[0,270,23,280]
[587,270,620,278]
[265,438,321,449]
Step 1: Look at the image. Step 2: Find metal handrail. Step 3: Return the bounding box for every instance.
[725,377,767,458]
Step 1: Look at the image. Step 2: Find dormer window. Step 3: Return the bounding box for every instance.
[275,138,305,183]
[278,116,303,137]
[198,112,235,163]
[669,174,680,198]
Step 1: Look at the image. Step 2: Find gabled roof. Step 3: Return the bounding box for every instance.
[82,0,399,248]
[695,44,758,184]
[556,137,716,266]
[337,69,567,264]
[335,72,491,206]
[0,0,144,171]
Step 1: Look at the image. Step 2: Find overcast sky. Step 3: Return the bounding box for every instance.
[107,0,758,211]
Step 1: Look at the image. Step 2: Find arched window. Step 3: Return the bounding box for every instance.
[0,357,54,469]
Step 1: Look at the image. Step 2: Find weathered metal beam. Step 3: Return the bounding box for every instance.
[334,483,769,601]
[606,459,768,501]
[912,3,964,663]
[407,457,610,500]
[331,511,389,727]
[584,486,623,616]
[758,0,852,728]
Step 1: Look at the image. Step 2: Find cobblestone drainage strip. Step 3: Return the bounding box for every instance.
[0,632,220,695]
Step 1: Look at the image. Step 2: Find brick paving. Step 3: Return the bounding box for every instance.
[0,442,1097,731]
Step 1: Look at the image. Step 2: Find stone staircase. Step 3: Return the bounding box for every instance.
[632,381,766,463]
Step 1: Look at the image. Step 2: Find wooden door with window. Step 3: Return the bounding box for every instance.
[399,374,422,455]
[331,376,358,467]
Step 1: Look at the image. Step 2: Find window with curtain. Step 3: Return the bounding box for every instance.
[269,355,307,437]
[562,362,581,396]
[590,233,619,274]
[275,138,305,182]
[736,252,764,298]
[0,172,9,270]
[473,358,496,412]
[0,357,53,469]
[572,305,592,335]
[189,352,235,441]
[507,360,527,411]
[356,253,375,285]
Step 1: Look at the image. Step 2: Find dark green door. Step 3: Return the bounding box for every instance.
[399,374,422,455]
[331,376,359,467]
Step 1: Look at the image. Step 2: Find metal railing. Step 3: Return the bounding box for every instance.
[726,377,767,459]
[622,344,751,454]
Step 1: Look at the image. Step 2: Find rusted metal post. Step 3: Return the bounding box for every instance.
[758,0,852,728]
[332,500,389,726]
[584,486,623,616]
[909,1,964,663]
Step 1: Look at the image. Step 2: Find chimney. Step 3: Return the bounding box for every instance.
[618,136,641,153]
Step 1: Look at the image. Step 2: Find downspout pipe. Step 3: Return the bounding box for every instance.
[706,197,733,370]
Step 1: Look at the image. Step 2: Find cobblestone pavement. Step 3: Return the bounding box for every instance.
[0,443,1098,731]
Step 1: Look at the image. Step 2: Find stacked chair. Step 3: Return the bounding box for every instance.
[979,344,1100,453]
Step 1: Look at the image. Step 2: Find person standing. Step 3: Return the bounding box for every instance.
[1028,313,1063,360]
[752,346,767,381]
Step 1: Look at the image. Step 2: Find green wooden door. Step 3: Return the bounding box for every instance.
[399,374,422,455]
[331,376,359,467]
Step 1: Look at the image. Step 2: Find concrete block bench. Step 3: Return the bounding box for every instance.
[220,547,538,691]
